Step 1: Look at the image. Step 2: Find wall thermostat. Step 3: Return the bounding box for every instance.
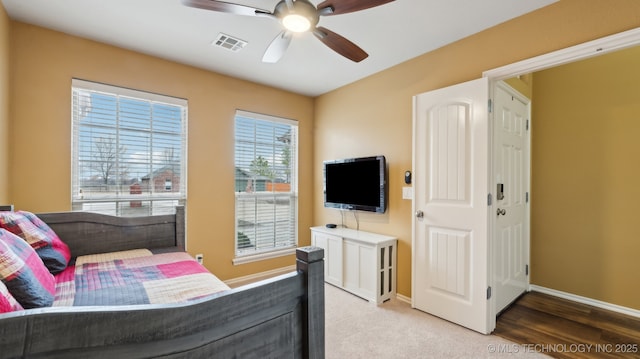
[404,170,412,184]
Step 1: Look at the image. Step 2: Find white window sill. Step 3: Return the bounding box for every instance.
[232,247,297,265]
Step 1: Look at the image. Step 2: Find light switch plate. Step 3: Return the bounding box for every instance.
[402,187,413,200]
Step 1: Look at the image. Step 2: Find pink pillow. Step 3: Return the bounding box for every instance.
[18,211,71,274]
[0,280,23,313]
[0,229,55,309]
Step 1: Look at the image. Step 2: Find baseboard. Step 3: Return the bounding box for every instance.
[224,265,297,288]
[530,285,640,319]
[395,293,411,304]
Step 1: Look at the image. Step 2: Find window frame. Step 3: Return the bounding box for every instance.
[233,110,299,264]
[71,79,188,217]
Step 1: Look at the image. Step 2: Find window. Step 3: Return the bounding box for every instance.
[71,79,187,216]
[234,110,298,262]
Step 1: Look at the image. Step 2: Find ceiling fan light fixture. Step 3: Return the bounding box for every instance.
[183,0,386,63]
[274,0,318,33]
[282,14,311,32]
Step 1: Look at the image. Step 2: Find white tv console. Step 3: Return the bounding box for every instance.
[310,226,397,304]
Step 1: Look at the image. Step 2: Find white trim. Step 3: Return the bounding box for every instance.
[72,78,187,106]
[530,285,640,319]
[232,247,296,265]
[235,109,298,126]
[395,293,411,304]
[484,27,640,80]
[224,264,297,287]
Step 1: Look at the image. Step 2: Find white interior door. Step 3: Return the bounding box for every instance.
[493,82,530,313]
[412,77,491,334]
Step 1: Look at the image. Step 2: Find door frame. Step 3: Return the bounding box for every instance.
[483,27,640,81]
[482,27,640,328]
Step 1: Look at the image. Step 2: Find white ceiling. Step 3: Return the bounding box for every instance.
[2,0,557,97]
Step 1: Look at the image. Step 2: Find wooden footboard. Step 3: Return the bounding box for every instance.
[0,247,325,358]
[0,207,325,358]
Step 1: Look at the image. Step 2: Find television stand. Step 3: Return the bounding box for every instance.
[311,226,397,304]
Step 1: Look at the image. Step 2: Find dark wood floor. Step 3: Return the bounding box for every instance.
[494,291,640,358]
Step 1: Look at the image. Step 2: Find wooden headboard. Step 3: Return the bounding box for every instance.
[0,205,185,258]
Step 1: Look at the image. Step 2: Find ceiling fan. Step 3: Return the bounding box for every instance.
[181,0,395,63]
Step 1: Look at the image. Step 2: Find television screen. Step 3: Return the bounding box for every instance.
[323,155,387,213]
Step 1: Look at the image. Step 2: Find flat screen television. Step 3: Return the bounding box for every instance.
[323,155,387,213]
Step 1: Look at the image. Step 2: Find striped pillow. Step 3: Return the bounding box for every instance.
[0,229,55,309]
[0,280,23,313]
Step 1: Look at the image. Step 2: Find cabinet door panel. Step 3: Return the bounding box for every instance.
[343,241,359,290]
[358,245,375,298]
[344,240,375,299]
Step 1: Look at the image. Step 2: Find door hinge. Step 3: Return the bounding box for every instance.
[526,192,529,203]
[488,193,493,206]
[526,264,529,276]
[487,286,492,300]
[526,119,529,130]
[488,99,493,113]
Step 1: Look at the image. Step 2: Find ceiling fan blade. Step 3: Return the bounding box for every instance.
[317,0,395,16]
[313,27,368,62]
[181,0,271,16]
[262,31,293,63]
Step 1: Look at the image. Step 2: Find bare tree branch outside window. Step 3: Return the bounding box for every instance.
[90,136,128,185]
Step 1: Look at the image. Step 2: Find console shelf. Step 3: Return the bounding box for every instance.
[311,226,397,304]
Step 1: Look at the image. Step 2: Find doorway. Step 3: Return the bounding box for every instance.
[412,27,640,334]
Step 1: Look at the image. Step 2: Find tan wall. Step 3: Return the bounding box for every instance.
[314,0,640,304]
[8,22,315,280]
[531,46,640,309]
[0,5,9,203]
[5,0,640,309]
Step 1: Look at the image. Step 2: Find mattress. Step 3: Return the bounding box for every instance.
[53,249,230,306]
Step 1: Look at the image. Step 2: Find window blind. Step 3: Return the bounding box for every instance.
[71,79,187,217]
[234,110,298,257]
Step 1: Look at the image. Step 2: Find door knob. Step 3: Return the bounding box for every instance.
[497,208,506,216]
[416,210,424,219]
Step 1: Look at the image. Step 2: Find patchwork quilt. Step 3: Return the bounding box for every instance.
[54,249,230,306]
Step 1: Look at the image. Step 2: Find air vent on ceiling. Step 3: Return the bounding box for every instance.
[212,33,247,52]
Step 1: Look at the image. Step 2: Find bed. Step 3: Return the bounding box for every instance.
[0,206,325,358]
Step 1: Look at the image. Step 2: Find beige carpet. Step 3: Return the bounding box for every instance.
[325,284,549,358]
